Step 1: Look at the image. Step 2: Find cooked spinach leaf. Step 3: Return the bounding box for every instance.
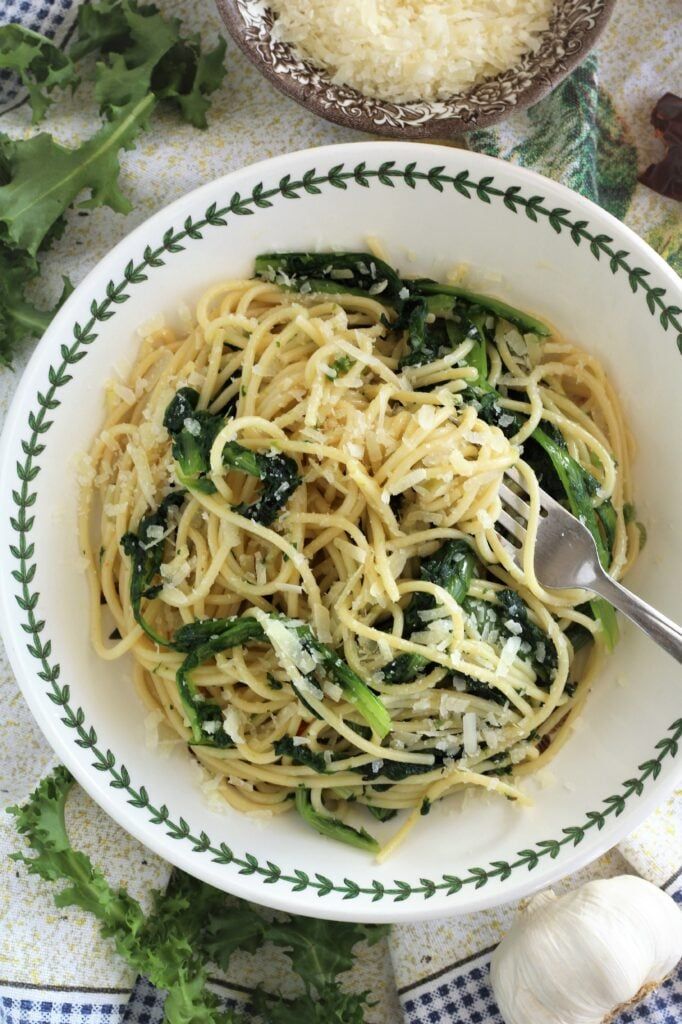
[173,615,264,745]
[366,805,398,822]
[275,736,328,773]
[382,540,477,684]
[294,787,379,853]
[163,387,301,524]
[172,614,390,745]
[120,491,185,645]
[410,279,550,336]
[254,251,405,303]
[359,756,442,783]
[496,588,557,685]
[287,621,391,739]
[531,425,618,648]
[463,378,619,649]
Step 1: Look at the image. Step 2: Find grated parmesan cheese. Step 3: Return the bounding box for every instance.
[253,611,321,693]
[183,417,201,437]
[476,508,495,529]
[144,709,181,757]
[418,604,450,623]
[462,712,479,756]
[322,679,344,703]
[144,709,164,751]
[76,452,95,487]
[129,444,155,506]
[481,726,503,751]
[439,692,469,716]
[268,0,553,103]
[104,501,128,518]
[223,706,245,745]
[496,635,522,679]
[509,740,538,764]
[109,381,136,405]
[160,558,190,588]
[410,617,453,652]
[136,312,166,338]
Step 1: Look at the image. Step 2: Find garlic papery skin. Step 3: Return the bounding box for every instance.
[490,875,682,1024]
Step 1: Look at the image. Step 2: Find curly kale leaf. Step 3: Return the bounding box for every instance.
[251,985,372,1024]
[0,2,226,366]
[11,768,388,1024]
[8,768,241,1024]
[0,0,229,252]
[0,246,55,367]
[0,25,78,124]
[208,900,387,1022]
[0,95,153,257]
[249,914,385,1024]
[70,0,227,127]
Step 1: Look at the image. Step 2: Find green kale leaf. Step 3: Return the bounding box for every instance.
[0,1,227,367]
[0,25,78,124]
[10,768,387,1024]
[0,94,154,256]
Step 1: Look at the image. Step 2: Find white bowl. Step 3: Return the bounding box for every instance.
[1,142,680,923]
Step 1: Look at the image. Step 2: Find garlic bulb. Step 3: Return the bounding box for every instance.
[491,875,682,1024]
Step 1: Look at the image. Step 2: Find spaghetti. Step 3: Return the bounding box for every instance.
[80,251,639,858]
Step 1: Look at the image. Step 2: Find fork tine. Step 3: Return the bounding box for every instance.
[504,464,529,495]
[496,533,522,566]
[497,509,526,544]
[535,487,565,514]
[499,482,531,522]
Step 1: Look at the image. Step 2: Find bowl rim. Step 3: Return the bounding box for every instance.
[1,141,681,922]
[215,0,618,137]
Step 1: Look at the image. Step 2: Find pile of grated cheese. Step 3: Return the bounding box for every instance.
[268,0,553,103]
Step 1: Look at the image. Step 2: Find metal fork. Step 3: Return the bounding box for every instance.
[497,467,682,663]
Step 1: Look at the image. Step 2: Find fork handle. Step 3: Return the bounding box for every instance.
[591,572,682,664]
